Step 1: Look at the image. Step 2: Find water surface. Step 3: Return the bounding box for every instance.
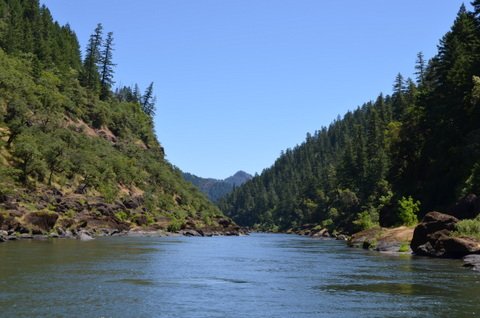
[0,234,479,317]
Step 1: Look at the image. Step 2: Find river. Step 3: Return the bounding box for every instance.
[0,233,478,317]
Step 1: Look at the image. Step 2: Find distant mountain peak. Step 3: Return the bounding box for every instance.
[182,170,252,202]
[225,171,253,187]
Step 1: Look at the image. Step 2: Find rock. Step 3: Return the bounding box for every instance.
[180,229,202,237]
[336,234,348,241]
[77,231,94,241]
[122,196,143,209]
[64,230,75,238]
[218,218,232,228]
[449,194,480,220]
[24,211,59,233]
[350,226,414,253]
[349,227,383,248]
[463,254,480,271]
[19,233,33,239]
[311,228,329,238]
[75,184,88,194]
[411,211,480,258]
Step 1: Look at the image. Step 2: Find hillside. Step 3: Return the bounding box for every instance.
[220,4,480,234]
[0,0,240,239]
[183,171,252,202]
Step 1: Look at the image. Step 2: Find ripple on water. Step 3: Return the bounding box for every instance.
[318,282,449,296]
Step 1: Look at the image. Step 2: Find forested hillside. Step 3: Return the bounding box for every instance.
[0,0,235,237]
[183,171,252,202]
[220,4,480,234]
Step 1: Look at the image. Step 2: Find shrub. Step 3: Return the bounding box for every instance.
[353,209,379,231]
[115,211,128,222]
[397,196,420,226]
[167,219,182,232]
[453,216,480,240]
[398,242,410,252]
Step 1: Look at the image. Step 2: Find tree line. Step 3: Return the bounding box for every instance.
[220,4,480,233]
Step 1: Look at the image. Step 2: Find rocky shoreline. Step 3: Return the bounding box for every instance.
[0,226,248,243]
[344,210,480,272]
[0,188,247,244]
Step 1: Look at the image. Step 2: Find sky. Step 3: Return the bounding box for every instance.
[41,0,468,179]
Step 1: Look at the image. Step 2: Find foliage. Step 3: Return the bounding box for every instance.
[397,196,420,226]
[398,242,410,253]
[0,0,220,225]
[453,215,480,240]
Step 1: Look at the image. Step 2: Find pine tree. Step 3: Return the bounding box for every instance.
[99,31,115,100]
[81,23,103,91]
[141,82,156,117]
[415,52,426,85]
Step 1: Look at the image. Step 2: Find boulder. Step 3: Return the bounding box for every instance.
[411,211,480,257]
[463,254,480,271]
[0,230,6,242]
[449,194,480,220]
[122,196,143,209]
[77,230,94,241]
[24,212,59,233]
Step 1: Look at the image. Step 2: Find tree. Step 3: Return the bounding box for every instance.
[13,132,45,185]
[473,0,480,17]
[397,196,420,226]
[141,82,156,117]
[5,100,29,147]
[414,52,426,85]
[99,31,115,100]
[81,23,103,91]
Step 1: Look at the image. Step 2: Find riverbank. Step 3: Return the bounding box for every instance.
[348,226,414,254]
[0,188,246,243]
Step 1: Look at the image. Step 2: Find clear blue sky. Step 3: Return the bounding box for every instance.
[42,0,468,179]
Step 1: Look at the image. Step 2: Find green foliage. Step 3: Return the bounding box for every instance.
[353,209,378,232]
[397,196,420,226]
[398,242,410,253]
[0,0,220,225]
[462,162,480,196]
[453,216,480,240]
[167,219,183,232]
[115,211,129,222]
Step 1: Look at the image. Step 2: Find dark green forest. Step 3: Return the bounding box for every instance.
[0,0,223,231]
[220,4,480,233]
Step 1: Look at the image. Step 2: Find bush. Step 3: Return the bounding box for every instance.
[398,242,410,252]
[453,216,480,240]
[115,211,129,222]
[353,211,378,231]
[167,219,183,232]
[397,196,420,226]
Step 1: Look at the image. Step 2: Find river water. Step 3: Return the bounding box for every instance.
[0,233,479,317]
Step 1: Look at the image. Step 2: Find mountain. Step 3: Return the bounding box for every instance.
[0,0,240,238]
[225,171,253,187]
[220,4,480,234]
[183,171,252,202]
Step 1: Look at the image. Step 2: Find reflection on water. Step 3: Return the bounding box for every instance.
[0,234,479,318]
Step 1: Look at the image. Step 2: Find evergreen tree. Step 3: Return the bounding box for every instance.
[81,23,103,91]
[415,52,426,85]
[141,82,156,117]
[99,31,115,100]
